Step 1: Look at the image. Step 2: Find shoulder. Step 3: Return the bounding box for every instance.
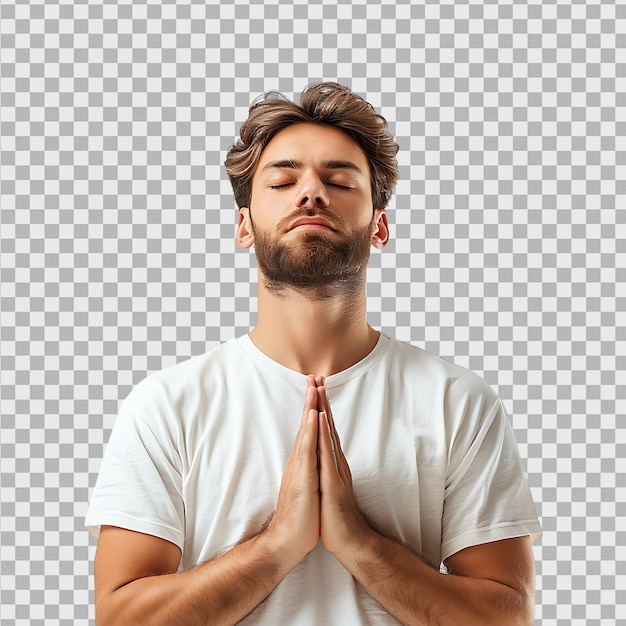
[386,336,497,399]
[384,336,501,431]
[118,338,246,428]
[126,338,239,398]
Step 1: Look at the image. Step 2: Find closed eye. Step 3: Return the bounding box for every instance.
[269,182,353,190]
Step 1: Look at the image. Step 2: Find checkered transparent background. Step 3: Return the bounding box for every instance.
[1,1,624,624]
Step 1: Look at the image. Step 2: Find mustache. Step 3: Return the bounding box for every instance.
[277,207,347,232]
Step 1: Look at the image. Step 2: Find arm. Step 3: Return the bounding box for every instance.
[332,530,535,626]
[316,382,535,626]
[94,379,321,626]
[94,526,288,626]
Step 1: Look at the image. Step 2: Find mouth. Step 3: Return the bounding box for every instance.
[288,217,336,233]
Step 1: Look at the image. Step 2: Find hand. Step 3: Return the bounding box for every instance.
[315,379,371,557]
[265,376,320,568]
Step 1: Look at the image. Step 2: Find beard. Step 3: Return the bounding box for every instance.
[250,209,375,297]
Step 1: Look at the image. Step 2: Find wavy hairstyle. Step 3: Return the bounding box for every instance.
[224,82,399,210]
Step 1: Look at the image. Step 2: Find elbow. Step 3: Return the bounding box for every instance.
[479,582,535,626]
[498,586,536,626]
[519,595,536,626]
[94,594,115,626]
[95,589,129,626]
[514,577,536,625]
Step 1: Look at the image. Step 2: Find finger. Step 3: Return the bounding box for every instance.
[297,408,319,463]
[316,385,328,415]
[319,411,339,475]
[298,386,318,444]
[317,386,340,460]
[317,388,352,481]
[317,386,337,439]
[294,383,319,464]
[301,382,318,424]
[305,375,315,396]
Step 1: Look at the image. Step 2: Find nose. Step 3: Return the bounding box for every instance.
[294,172,330,208]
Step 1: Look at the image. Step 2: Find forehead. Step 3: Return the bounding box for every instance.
[256,123,370,173]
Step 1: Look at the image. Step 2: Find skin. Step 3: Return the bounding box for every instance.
[94,123,536,625]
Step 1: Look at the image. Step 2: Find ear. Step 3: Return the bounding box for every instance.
[236,207,255,249]
[371,209,389,250]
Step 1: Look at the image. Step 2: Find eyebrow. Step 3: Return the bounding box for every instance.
[260,159,364,175]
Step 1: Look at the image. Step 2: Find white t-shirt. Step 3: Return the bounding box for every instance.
[86,333,541,625]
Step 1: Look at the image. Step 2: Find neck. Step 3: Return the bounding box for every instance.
[249,271,379,376]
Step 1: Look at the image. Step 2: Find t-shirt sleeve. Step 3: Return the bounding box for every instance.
[85,384,185,551]
[441,373,542,563]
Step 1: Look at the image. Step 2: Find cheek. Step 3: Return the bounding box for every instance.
[348,202,376,229]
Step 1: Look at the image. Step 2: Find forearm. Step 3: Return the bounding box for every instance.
[334,531,534,626]
[96,532,290,626]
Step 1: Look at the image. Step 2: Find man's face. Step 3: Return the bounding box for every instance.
[237,123,388,293]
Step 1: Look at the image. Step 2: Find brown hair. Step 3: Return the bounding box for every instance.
[224,82,399,209]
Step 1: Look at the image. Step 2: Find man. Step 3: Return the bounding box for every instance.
[87,82,542,625]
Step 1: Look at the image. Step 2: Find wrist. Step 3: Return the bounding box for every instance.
[255,522,312,579]
[326,514,376,562]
